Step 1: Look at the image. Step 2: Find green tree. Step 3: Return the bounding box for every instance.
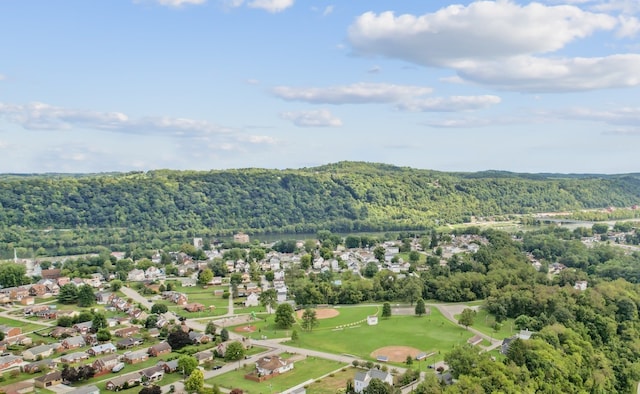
[409,251,421,264]
[145,314,159,329]
[178,355,199,376]
[96,328,111,342]
[220,328,229,342]
[274,303,295,329]
[592,223,609,234]
[363,378,393,394]
[198,268,214,285]
[373,246,386,263]
[300,254,312,270]
[0,263,29,288]
[458,308,476,329]
[291,329,299,341]
[301,308,318,331]
[58,283,78,304]
[167,329,192,350]
[184,369,204,393]
[110,280,123,292]
[224,341,245,361]
[77,285,95,307]
[92,312,107,331]
[362,262,379,278]
[151,303,168,314]
[205,321,216,336]
[415,298,426,317]
[260,289,278,313]
[382,302,392,318]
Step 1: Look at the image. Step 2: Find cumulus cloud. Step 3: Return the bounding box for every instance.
[347,1,639,92]
[0,101,275,148]
[272,82,432,104]
[224,0,293,12]
[398,95,501,112]
[280,109,342,127]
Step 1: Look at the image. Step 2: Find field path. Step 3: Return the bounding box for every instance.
[429,303,502,351]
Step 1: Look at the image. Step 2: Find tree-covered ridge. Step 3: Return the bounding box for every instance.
[1,162,639,234]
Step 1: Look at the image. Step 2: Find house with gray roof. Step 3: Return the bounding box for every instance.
[354,369,394,393]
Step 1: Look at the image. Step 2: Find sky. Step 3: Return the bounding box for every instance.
[1,0,639,174]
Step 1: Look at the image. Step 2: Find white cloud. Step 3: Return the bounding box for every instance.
[603,128,640,135]
[457,54,640,92]
[346,1,640,92]
[322,5,334,16]
[348,2,616,67]
[280,109,342,127]
[367,65,381,74]
[0,101,275,148]
[272,82,432,104]
[247,0,293,13]
[246,78,260,85]
[398,95,501,112]
[561,106,640,125]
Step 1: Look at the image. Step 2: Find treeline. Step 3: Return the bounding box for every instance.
[1,162,640,256]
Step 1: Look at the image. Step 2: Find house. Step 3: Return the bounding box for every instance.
[255,355,294,376]
[234,232,250,243]
[354,369,394,393]
[105,372,142,391]
[62,335,86,350]
[0,381,35,394]
[73,321,93,334]
[34,371,63,388]
[22,359,56,374]
[189,331,211,345]
[117,337,143,349]
[194,350,214,364]
[127,269,146,282]
[114,326,140,338]
[41,269,61,280]
[87,343,117,356]
[366,316,378,326]
[0,325,21,339]
[211,276,223,285]
[0,355,23,371]
[93,354,121,373]
[574,280,588,291]
[95,291,113,304]
[245,293,260,307]
[182,278,197,287]
[20,297,35,306]
[50,326,77,339]
[60,352,89,364]
[22,344,58,361]
[66,385,100,394]
[184,303,205,313]
[148,342,172,357]
[162,291,188,305]
[29,284,47,297]
[123,349,149,364]
[159,359,179,373]
[140,365,165,382]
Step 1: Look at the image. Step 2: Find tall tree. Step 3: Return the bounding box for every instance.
[184,369,204,393]
[415,298,426,317]
[260,289,277,313]
[224,341,245,361]
[178,355,199,376]
[0,263,29,288]
[205,321,216,336]
[274,303,295,329]
[92,312,107,331]
[77,285,95,307]
[301,308,319,331]
[198,268,213,285]
[382,302,392,318]
[458,308,476,329]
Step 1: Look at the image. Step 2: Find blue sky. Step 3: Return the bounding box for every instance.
[1,0,639,174]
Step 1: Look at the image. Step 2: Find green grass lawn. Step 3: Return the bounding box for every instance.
[454,308,516,340]
[207,356,346,393]
[289,308,473,362]
[0,316,48,332]
[306,366,355,394]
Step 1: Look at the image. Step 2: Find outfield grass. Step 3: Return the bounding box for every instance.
[290,308,473,361]
[207,356,346,393]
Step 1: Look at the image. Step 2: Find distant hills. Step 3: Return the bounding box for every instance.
[1,161,639,235]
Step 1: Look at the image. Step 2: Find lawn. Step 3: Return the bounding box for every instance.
[306,366,355,394]
[207,356,346,393]
[454,308,516,340]
[0,316,48,333]
[289,308,474,362]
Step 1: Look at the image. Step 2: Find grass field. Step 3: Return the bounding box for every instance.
[306,366,355,394]
[454,308,516,340]
[0,316,48,333]
[207,356,346,393]
[290,307,473,362]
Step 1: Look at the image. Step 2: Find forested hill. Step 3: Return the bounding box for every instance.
[1,161,640,234]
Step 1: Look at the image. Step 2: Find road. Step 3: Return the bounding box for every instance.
[429,303,502,351]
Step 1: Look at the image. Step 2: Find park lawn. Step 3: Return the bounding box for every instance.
[306,366,355,394]
[290,308,474,361]
[229,316,292,340]
[0,316,48,332]
[299,306,380,331]
[454,308,516,340]
[207,356,347,393]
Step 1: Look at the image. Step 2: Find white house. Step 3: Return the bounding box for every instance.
[255,356,294,376]
[354,369,394,393]
[574,281,588,291]
[127,269,145,282]
[245,293,260,307]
